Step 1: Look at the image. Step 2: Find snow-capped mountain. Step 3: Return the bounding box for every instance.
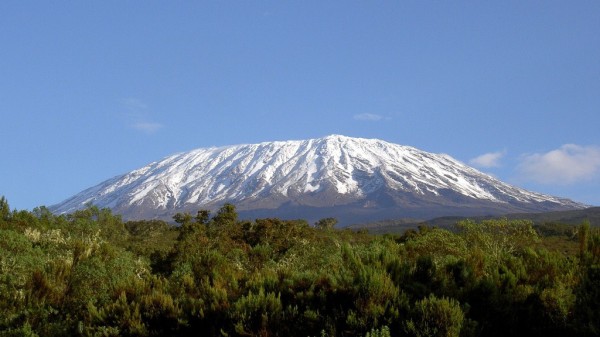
[51,135,585,223]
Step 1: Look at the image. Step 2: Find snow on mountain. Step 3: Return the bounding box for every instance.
[51,135,585,223]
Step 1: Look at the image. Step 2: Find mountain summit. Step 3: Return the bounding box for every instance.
[51,135,585,223]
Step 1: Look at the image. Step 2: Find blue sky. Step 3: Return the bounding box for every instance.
[1,1,599,210]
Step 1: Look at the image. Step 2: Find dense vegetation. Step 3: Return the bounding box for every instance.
[0,196,599,337]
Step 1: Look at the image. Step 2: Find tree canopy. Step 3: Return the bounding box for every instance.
[0,196,598,337]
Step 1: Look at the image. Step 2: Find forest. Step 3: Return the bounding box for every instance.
[0,196,599,337]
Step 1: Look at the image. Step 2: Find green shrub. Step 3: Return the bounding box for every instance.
[404,294,464,337]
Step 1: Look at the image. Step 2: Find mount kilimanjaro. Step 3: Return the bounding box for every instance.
[51,135,585,224]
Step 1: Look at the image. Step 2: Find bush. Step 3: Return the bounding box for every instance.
[404,294,464,337]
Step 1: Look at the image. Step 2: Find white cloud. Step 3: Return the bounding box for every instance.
[470,150,505,168]
[122,98,148,110]
[133,122,163,134]
[353,113,384,121]
[517,144,600,185]
[121,98,163,134]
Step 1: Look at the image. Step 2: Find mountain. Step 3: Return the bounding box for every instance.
[51,135,586,224]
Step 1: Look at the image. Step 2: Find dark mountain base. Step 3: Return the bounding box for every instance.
[116,196,586,227]
[349,206,600,234]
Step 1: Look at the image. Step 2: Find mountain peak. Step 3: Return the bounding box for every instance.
[321,134,353,141]
[51,135,585,223]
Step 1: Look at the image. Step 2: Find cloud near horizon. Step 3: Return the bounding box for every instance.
[353,113,384,121]
[469,150,506,168]
[517,144,600,185]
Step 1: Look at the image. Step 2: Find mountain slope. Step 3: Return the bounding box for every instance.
[51,135,585,223]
